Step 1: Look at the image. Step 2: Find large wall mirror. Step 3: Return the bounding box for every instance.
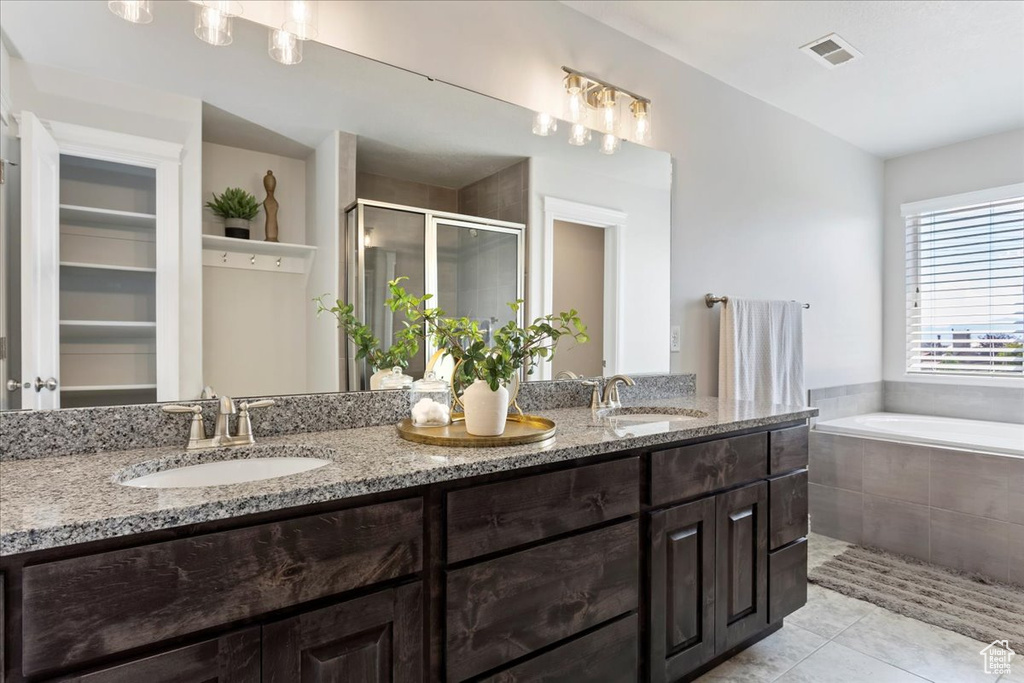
[0,0,671,410]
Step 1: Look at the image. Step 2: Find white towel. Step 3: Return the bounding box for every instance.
[718,298,805,406]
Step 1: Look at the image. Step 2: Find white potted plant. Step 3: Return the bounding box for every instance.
[387,278,588,436]
[206,187,261,240]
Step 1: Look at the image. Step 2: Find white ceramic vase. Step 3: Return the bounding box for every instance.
[461,379,509,436]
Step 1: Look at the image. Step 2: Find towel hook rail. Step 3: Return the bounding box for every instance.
[704,293,810,309]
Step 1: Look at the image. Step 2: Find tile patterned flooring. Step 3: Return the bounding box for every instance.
[696,533,1016,682]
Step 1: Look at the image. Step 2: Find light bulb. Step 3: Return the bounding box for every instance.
[269,28,303,65]
[108,0,152,24]
[283,0,319,41]
[600,133,620,155]
[568,123,592,147]
[631,100,651,143]
[598,88,618,135]
[532,112,558,136]
[564,72,587,124]
[195,4,232,46]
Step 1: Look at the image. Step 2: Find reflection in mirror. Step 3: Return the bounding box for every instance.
[0,0,671,411]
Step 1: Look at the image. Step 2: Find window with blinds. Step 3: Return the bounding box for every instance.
[905,194,1024,377]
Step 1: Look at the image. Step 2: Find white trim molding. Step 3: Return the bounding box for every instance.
[538,196,627,381]
[901,182,1024,217]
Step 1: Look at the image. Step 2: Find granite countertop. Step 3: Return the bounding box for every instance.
[0,396,816,556]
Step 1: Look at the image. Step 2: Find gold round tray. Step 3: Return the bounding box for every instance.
[397,414,556,448]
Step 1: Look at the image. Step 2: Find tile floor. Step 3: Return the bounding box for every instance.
[696,533,1016,682]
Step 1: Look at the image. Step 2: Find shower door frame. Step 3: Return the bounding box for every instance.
[346,199,526,390]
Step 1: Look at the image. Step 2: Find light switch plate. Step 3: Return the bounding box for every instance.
[670,326,681,352]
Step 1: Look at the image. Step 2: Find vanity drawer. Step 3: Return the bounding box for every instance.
[478,614,638,683]
[446,457,639,563]
[650,432,767,505]
[769,469,809,549]
[21,498,423,678]
[446,520,639,682]
[769,425,809,474]
[769,538,808,623]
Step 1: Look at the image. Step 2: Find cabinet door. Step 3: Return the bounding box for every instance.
[52,628,259,682]
[715,481,768,652]
[649,497,716,683]
[263,582,423,683]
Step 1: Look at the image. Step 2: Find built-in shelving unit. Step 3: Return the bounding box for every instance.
[60,261,157,274]
[202,234,317,274]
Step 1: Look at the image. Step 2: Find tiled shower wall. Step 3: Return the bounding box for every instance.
[809,431,1024,585]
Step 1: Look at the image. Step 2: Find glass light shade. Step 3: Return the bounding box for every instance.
[568,123,592,147]
[564,72,587,124]
[532,112,558,136]
[108,0,153,24]
[598,88,619,135]
[282,0,319,41]
[198,0,242,16]
[195,5,232,46]
[631,100,651,143]
[600,133,621,155]
[269,28,303,64]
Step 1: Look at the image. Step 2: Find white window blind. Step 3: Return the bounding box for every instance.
[905,194,1024,377]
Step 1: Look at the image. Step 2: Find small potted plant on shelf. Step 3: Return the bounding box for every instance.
[314,296,420,390]
[386,278,588,437]
[206,187,261,240]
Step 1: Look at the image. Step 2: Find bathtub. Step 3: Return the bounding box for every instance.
[815,412,1023,457]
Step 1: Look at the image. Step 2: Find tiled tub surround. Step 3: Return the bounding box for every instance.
[0,373,696,461]
[883,380,1024,424]
[807,382,883,424]
[0,392,811,555]
[808,430,1024,585]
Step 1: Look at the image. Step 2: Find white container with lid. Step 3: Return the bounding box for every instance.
[409,371,451,427]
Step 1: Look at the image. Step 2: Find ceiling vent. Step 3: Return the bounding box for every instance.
[800,33,862,69]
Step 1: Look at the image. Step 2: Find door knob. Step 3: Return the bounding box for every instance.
[6,379,25,391]
[34,377,58,392]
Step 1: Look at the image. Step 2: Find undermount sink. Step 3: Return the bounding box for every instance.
[597,406,709,422]
[118,445,332,489]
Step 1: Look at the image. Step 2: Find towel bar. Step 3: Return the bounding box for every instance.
[705,293,810,309]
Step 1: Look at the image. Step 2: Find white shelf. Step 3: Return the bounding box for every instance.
[60,204,157,230]
[202,234,317,274]
[60,261,156,274]
[60,320,157,340]
[62,384,157,393]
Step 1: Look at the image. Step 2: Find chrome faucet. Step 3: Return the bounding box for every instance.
[584,374,636,410]
[162,396,275,450]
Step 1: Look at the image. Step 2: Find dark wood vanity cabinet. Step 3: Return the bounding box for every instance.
[1,422,808,683]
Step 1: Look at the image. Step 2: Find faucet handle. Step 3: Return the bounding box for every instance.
[161,404,207,444]
[236,399,275,441]
[581,380,601,409]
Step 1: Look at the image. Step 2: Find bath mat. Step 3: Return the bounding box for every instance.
[808,544,1024,650]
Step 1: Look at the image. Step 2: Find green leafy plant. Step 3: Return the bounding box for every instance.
[205,187,261,221]
[386,277,588,392]
[314,296,419,371]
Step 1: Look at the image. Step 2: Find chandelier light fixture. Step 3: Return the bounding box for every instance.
[269,1,319,65]
[108,0,153,24]
[533,67,652,154]
[194,1,242,47]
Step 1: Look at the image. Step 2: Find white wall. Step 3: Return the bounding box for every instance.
[201,142,306,244]
[882,128,1024,385]
[8,59,205,399]
[239,0,884,394]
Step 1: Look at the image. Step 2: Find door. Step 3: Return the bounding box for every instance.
[715,481,768,651]
[263,582,423,683]
[551,220,605,377]
[52,628,260,682]
[19,111,60,409]
[649,497,716,682]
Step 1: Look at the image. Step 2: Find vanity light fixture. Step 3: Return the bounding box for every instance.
[552,67,653,153]
[269,1,319,65]
[194,1,241,47]
[108,0,152,24]
[532,112,558,136]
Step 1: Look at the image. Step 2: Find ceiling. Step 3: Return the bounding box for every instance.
[1,1,669,189]
[563,0,1024,158]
